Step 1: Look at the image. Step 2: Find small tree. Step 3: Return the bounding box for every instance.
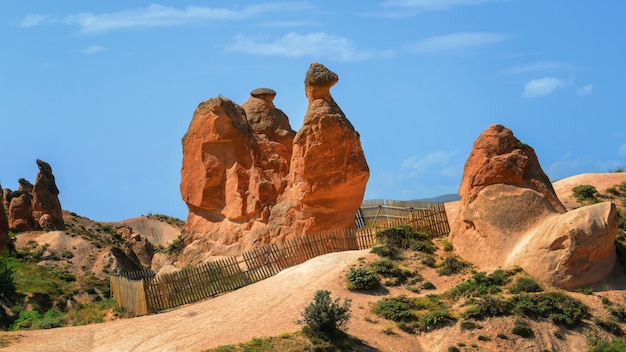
[299,290,351,339]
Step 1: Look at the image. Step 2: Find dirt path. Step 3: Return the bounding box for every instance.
[1,250,372,352]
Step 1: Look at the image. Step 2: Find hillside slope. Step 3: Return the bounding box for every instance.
[2,172,625,351]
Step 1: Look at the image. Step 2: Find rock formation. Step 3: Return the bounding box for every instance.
[449,124,617,289]
[0,186,8,251]
[32,159,65,230]
[9,190,35,232]
[180,63,369,261]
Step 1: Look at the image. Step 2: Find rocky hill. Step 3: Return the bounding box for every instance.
[0,172,624,351]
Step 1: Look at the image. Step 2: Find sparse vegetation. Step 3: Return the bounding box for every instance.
[572,184,599,203]
[437,255,470,276]
[511,318,533,338]
[510,276,542,293]
[166,236,184,255]
[345,267,380,291]
[298,290,351,340]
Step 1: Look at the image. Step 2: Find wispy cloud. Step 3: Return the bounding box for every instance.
[619,144,626,157]
[522,77,565,98]
[405,32,505,55]
[21,2,310,33]
[402,150,458,175]
[226,32,393,62]
[500,61,581,75]
[259,20,319,28]
[577,84,593,96]
[83,45,105,54]
[374,0,500,18]
[20,14,48,27]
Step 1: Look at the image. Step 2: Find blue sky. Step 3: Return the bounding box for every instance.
[2,1,625,222]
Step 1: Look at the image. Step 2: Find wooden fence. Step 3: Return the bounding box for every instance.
[111,201,449,316]
[357,200,450,237]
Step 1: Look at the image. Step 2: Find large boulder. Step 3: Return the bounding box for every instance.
[179,63,369,262]
[450,124,616,289]
[32,159,65,230]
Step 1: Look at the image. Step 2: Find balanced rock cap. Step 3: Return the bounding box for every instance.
[304,63,338,87]
[250,88,276,98]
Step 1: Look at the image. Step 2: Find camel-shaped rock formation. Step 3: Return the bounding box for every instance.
[180,63,369,262]
[450,124,616,289]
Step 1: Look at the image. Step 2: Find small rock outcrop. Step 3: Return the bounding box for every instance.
[0,186,8,251]
[180,63,369,261]
[9,190,35,232]
[450,124,617,289]
[32,159,65,230]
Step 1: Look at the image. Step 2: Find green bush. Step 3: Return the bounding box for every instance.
[369,259,415,286]
[572,185,598,202]
[463,296,513,319]
[370,245,399,259]
[437,255,470,276]
[512,291,588,329]
[0,254,16,297]
[419,309,454,331]
[608,305,626,322]
[422,255,436,268]
[298,290,351,338]
[422,281,436,290]
[588,337,626,352]
[510,276,542,294]
[345,267,380,291]
[409,240,436,254]
[166,236,184,255]
[373,295,417,322]
[595,317,624,337]
[511,318,533,338]
[10,309,65,330]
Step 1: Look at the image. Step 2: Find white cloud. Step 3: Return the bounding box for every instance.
[227,32,393,62]
[405,32,505,54]
[522,77,565,98]
[402,151,457,173]
[259,20,319,28]
[374,0,499,17]
[83,45,105,54]
[500,61,581,75]
[577,84,593,96]
[20,14,47,27]
[619,144,626,157]
[22,2,310,33]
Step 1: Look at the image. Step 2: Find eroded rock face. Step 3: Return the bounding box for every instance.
[32,159,65,230]
[450,124,616,289]
[284,63,369,235]
[9,190,35,232]
[180,63,369,262]
[0,186,8,251]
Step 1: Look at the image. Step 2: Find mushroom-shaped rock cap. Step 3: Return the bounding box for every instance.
[250,88,276,98]
[250,88,276,104]
[305,63,338,87]
[304,63,338,101]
